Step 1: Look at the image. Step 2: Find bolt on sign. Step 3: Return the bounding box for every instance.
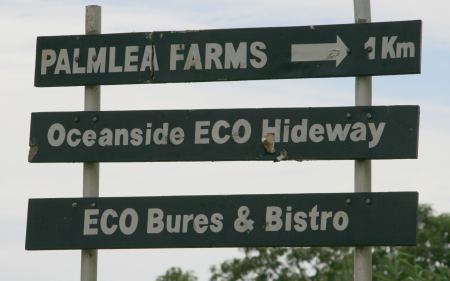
[25,192,418,250]
[28,106,419,163]
[35,20,421,87]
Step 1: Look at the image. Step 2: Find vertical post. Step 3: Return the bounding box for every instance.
[353,1,372,281]
[81,5,101,281]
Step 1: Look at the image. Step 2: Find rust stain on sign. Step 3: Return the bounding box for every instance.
[275,149,288,162]
[262,133,276,154]
[28,143,38,162]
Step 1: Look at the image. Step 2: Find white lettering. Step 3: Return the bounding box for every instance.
[309,205,319,231]
[224,42,247,69]
[262,119,281,142]
[264,205,349,233]
[249,41,267,68]
[153,123,169,145]
[83,209,99,235]
[182,214,194,233]
[124,46,139,72]
[397,42,415,58]
[293,212,307,232]
[114,129,129,146]
[47,123,66,147]
[333,211,349,231]
[87,47,106,73]
[98,128,113,146]
[309,124,325,143]
[167,215,181,233]
[169,127,184,145]
[350,122,366,142]
[382,36,397,59]
[72,48,86,74]
[265,206,283,231]
[368,122,385,148]
[320,211,333,230]
[193,214,209,234]
[140,45,159,71]
[170,44,184,71]
[195,121,210,144]
[205,43,223,70]
[210,213,224,233]
[54,49,71,74]
[41,49,57,75]
[108,47,123,72]
[326,123,351,141]
[67,128,81,147]
[82,129,96,147]
[211,120,230,144]
[119,208,138,235]
[100,209,118,235]
[147,208,164,234]
[231,119,251,144]
[290,119,308,143]
[184,44,203,70]
[365,37,376,60]
[130,128,143,146]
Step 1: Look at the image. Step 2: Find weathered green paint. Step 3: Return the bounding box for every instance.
[28,106,419,163]
[35,21,421,87]
[25,192,418,250]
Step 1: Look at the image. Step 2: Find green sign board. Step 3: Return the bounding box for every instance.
[25,192,418,250]
[35,20,421,87]
[28,106,419,163]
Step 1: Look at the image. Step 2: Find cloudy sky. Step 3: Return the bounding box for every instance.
[1,0,449,280]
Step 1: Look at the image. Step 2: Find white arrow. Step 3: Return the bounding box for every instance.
[291,35,349,67]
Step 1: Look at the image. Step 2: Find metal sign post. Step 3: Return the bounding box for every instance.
[354,0,372,281]
[81,5,100,281]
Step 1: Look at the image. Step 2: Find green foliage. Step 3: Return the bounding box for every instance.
[156,267,198,281]
[209,247,354,281]
[158,205,450,281]
[373,205,450,281]
[209,205,450,281]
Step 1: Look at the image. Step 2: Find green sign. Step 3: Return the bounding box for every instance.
[35,20,421,87]
[25,192,418,250]
[28,106,419,163]
[29,106,419,162]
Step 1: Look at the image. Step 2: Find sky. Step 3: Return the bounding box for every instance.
[1,0,449,280]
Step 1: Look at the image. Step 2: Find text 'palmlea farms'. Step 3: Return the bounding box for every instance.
[34,21,421,86]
